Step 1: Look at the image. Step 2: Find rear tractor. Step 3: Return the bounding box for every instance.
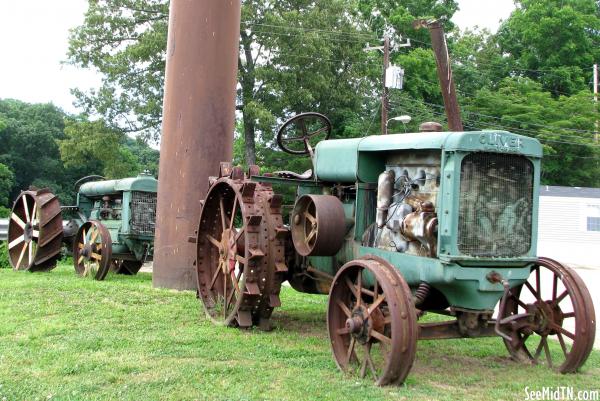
[193,113,596,385]
[7,173,157,280]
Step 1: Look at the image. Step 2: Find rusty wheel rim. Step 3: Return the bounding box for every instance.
[7,189,63,271]
[327,257,417,385]
[500,258,596,373]
[73,221,112,281]
[196,172,287,329]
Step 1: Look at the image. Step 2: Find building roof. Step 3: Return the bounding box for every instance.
[540,186,600,199]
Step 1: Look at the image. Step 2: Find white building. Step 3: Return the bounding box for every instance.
[537,186,600,269]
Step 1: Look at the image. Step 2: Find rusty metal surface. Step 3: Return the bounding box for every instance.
[418,320,498,340]
[414,20,463,131]
[498,257,596,373]
[7,189,63,272]
[291,195,346,257]
[327,255,418,385]
[73,220,113,281]
[196,167,288,330]
[154,0,241,290]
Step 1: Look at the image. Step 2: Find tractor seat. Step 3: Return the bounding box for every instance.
[274,169,313,180]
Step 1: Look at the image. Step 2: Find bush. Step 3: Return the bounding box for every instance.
[0,242,11,269]
[0,205,10,218]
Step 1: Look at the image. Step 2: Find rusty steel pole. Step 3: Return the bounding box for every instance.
[415,20,463,131]
[154,0,241,290]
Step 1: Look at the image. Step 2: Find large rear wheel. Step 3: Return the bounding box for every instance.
[7,189,63,271]
[196,166,288,329]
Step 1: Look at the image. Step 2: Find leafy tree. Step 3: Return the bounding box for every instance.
[497,0,600,96]
[463,77,600,186]
[0,99,71,202]
[0,163,15,208]
[59,119,141,179]
[67,0,461,168]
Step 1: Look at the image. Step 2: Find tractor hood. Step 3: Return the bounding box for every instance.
[79,173,158,197]
[314,131,542,183]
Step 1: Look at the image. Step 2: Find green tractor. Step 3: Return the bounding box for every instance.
[193,113,596,385]
[6,173,157,280]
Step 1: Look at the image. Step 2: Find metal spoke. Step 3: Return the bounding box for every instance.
[337,327,351,335]
[533,338,544,362]
[219,196,228,229]
[235,255,247,265]
[542,337,553,368]
[16,243,27,268]
[366,345,379,381]
[22,196,30,222]
[90,228,99,243]
[525,281,542,301]
[359,344,369,378]
[306,228,317,243]
[78,255,85,264]
[336,299,352,318]
[345,276,360,300]
[8,235,24,250]
[367,295,386,317]
[229,196,238,231]
[209,261,222,290]
[371,329,392,345]
[31,202,38,226]
[82,229,88,245]
[550,323,575,340]
[346,337,356,365]
[557,333,569,358]
[91,253,102,261]
[304,212,317,224]
[555,290,568,305]
[11,213,26,229]
[562,312,576,319]
[206,234,221,248]
[510,292,528,310]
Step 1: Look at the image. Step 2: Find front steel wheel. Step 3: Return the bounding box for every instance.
[73,221,113,281]
[499,257,596,373]
[327,257,418,385]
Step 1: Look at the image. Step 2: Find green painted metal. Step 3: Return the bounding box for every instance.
[314,131,543,183]
[79,174,158,197]
[299,130,544,311]
[66,173,158,262]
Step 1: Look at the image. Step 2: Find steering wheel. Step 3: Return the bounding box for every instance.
[276,112,332,155]
[74,175,106,191]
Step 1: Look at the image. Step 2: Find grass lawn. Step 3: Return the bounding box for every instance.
[0,264,598,401]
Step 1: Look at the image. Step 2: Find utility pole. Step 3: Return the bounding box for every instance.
[594,63,598,143]
[381,36,390,135]
[414,19,463,131]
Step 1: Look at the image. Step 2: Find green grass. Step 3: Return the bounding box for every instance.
[0,264,598,401]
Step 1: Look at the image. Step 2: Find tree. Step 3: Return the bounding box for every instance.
[67,0,460,168]
[497,0,600,96]
[0,99,72,202]
[0,163,15,208]
[59,119,141,179]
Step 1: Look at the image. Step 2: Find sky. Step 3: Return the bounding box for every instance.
[0,0,516,115]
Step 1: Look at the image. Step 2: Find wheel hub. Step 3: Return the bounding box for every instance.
[527,300,563,336]
[81,244,93,260]
[346,306,371,344]
[23,222,34,243]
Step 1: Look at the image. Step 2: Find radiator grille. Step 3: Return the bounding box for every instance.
[130,191,157,236]
[458,153,534,257]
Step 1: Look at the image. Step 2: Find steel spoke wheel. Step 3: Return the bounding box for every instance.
[327,257,417,385]
[196,167,287,329]
[73,221,113,281]
[7,189,63,271]
[499,257,596,373]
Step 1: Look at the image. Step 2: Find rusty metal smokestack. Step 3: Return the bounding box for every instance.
[414,19,463,132]
[154,0,241,290]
